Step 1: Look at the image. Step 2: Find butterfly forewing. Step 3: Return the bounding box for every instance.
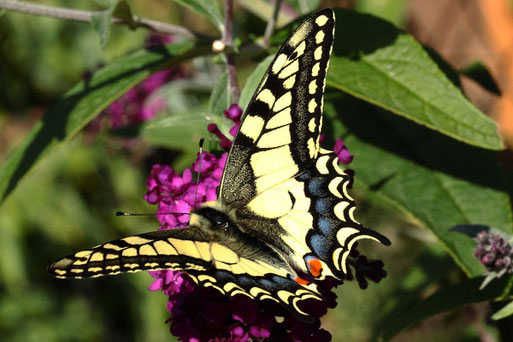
[218,9,335,206]
[48,226,323,321]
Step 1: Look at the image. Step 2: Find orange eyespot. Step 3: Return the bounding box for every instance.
[294,276,310,285]
[307,258,323,277]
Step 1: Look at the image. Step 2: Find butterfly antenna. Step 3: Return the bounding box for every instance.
[116,211,190,217]
[194,138,205,209]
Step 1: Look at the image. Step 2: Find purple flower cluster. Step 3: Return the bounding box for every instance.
[144,152,226,229]
[208,104,243,151]
[90,35,183,131]
[143,104,387,341]
[474,231,513,273]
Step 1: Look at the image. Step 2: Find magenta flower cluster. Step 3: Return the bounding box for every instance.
[474,231,513,273]
[90,35,183,131]
[143,104,387,341]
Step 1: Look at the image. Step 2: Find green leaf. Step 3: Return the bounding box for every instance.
[174,0,224,33]
[378,276,513,340]
[208,71,232,117]
[355,0,407,26]
[492,300,513,320]
[142,110,211,151]
[327,9,503,150]
[239,55,274,111]
[239,0,293,26]
[371,247,455,340]
[0,41,204,205]
[91,7,116,49]
[90,1,135,48]
[324,93,513,276]
[90,0,117,8]
[112,0,137,28]
[286,0,320,14]
[460,61,501,96]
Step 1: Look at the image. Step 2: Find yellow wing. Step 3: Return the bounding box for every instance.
[49,226,323,321]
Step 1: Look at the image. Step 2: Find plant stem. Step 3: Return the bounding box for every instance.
[222,0,240,105]
[0,0,208,40]
[263,0,283,48]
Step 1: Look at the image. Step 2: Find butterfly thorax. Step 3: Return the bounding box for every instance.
[189,201,294,273]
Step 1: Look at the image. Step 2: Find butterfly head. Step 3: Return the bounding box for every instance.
[189,202,236,238]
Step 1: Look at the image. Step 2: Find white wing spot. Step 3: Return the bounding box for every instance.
[256,89,276,108]
[308,138,317,158]
[314,46,323,60]
[315,15,329,27]
[312,63,320,77]
[240,115,265,141]
[278,60,299,79]
[315,30,325,43]
[293,41,306,58]
[328,177,343,198]
[266,107,292,129]
[124,236,152,245]
[333,201,350,221]
[308,99,317,113]
[90,252,104,262]
[289,22,312,47]
[274,92,292,112]
[139,245,157,256]
[316,155,330,175]
[272,53,288,74]
[257,125,291,148]
[283,75,296,89]
[308,80,317,94]
[122,248,137,257]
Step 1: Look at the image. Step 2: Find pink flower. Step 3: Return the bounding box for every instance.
[224,104,243,137]
[89,34,184,132]
[334,138,353,164]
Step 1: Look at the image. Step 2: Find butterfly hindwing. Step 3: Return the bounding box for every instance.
[219,9,335,206]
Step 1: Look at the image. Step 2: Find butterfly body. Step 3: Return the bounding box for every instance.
[49,8,390,322]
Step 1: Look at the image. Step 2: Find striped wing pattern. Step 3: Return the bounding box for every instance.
[218,9,335,206]
[49,227,322,320]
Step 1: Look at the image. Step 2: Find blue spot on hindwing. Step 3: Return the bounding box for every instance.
[315,198,332,214]
[307,178,325,196]
[318,217,336,236]
[310,234,329,260]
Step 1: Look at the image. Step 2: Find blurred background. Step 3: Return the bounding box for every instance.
[1,0,512,341]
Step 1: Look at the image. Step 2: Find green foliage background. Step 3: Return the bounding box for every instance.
[0,1,512,341]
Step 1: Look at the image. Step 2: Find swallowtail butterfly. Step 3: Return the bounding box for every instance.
[49,8,391,322]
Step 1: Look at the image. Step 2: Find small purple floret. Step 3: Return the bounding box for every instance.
[474,231,513,273]
[334,138,354,165]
